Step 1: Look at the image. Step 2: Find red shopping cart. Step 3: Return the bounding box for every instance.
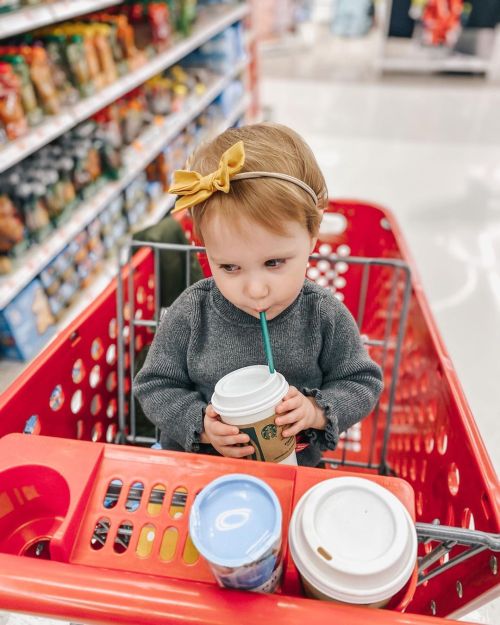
[0,199,498,623]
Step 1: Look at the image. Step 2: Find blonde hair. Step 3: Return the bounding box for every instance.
[187,123,327,241]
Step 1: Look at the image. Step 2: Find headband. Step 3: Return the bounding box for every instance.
[168,140,318,214]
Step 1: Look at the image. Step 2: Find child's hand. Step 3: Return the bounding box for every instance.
[203,404,255,459]
[275,386,327,437]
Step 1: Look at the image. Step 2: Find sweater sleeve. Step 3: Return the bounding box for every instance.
[133,291,206,452]
[301,294,384,451]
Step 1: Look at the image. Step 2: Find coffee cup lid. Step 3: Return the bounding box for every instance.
[189,474,282,568]
[289,477,417,604]
[211,365,288,418]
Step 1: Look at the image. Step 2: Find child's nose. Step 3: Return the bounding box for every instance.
[246,278,269,301]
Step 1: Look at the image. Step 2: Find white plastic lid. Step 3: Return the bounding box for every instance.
[211,365,288,418]
[289,477,417,604]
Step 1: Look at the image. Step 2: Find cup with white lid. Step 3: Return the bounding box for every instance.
[189,474,283,592]
[288,476,417,607]
[211,364,296,465]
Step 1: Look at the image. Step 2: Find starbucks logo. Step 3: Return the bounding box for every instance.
[261,424,277,440]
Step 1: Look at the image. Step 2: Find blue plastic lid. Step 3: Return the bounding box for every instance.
[189,474,282,568]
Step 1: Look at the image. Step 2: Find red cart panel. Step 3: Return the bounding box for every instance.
[0,200,498,621]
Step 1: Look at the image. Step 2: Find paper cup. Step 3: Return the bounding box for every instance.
[289,477,417,607]
[211,365,296,465]
[189,474,283,592]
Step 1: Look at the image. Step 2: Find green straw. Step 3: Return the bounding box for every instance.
[259,312,275,374]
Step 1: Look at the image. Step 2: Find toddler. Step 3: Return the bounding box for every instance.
[134,123,383,466]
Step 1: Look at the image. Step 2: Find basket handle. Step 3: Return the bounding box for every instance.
[416,522,500,585]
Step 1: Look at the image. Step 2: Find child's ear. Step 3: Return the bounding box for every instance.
[309,236,318,254]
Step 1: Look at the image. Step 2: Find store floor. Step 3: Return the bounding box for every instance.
[260,25,500,624]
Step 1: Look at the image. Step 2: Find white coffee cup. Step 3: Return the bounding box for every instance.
[211,365,297,465]
[288,476,417,606]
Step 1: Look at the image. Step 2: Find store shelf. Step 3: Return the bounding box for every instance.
[0,58,248,310]
[0,0,124,38]
[0,93,250,391]
[0,2,249,174]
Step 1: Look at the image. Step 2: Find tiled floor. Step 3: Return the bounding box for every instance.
[260,24,500,623]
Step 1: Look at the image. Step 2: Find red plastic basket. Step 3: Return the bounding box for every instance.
[0,199,498,621]
[0,432,463,625]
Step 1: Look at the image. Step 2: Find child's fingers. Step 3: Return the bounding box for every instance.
[279,411,305,437]
[282,422,304,438]
[215,432,250,447]
[205,404,219,418]
[282,385,299,401]
[275,411,300,427]
[209,419,240,437]
[275,395,302,418]
[220,444,255,459]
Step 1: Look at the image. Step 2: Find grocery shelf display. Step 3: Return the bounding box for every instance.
[0,3,249,172]
[0,1,256,371]
[0,1,125,39]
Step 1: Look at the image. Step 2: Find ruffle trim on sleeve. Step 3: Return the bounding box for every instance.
[302,387,339,451]
[185,406,205,453]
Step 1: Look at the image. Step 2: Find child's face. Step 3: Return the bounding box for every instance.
[203,214,316,320]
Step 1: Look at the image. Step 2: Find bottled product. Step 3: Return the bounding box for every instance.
[145,75,172,115]
[0,193,25,274]
[24,46,61,115]
[0,62,28,139]
[15,182,51,242]
[54,156,78,207]
[176,0,197,36]
[92,24,118,85]
[29,167,66,222]
[127,1,172,52]
[64,33,94,97]
[43,34,80,106]
[0,54,43,126]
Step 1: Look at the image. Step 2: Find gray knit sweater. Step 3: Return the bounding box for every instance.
[134,278,383,467]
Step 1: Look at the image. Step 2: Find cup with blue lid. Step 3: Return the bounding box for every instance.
[189,474,283,592]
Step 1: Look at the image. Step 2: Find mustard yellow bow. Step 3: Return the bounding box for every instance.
[169,141,245,213]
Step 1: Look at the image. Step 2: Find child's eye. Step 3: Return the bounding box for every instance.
[219,264,239,273]
[265,258,286,268]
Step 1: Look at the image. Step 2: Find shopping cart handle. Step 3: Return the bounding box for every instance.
[0,552,465,625]
[416,522,500,551]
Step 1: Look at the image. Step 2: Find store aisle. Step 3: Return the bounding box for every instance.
[262,72,500,475]
[261,34,500,624]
